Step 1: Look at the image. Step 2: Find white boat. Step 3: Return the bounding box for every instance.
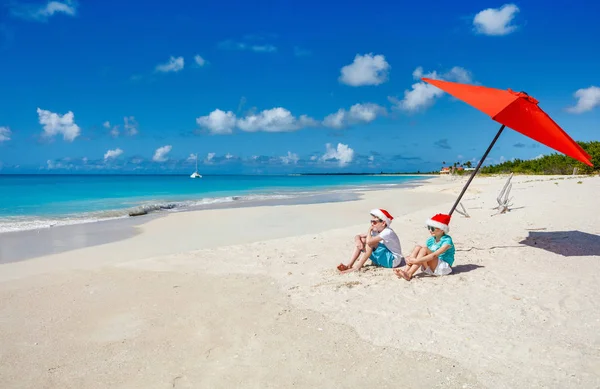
[190,154,202,179]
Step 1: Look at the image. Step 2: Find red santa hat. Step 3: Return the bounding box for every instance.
[426,213,451,233]
[370,208,393,226]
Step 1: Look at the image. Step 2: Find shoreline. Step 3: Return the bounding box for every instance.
[1,174,599,388]
[0,179,431,264]
[0,175,431,235]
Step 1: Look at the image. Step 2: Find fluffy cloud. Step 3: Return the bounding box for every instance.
[123,116,138,135]
[339,53,390,86]
[321,143,354,167]
[196,109,237,135]
[104,148,123,160]
[153,145,172,162]
[103,117,137,136]
[389,66,473,112]
[205,152,216,163]
[566,86,600,114]
[237,108,317,132]
[197,108,317,134]
[155,56,184,73]
[280,151,299,165]
[10,0,77,22]
[37,107,81,141]
[322,103,386,129]
[473,4,520,36]
[103,121,119,137]
[194,55,207,67]
[0,126,11,142]
[187,153,197,162]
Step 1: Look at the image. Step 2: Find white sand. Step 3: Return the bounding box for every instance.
[1,174,599,388]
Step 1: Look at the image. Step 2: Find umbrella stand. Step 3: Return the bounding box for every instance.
[449,124,506,216]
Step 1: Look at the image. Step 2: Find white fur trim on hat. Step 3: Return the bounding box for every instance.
[426,219,449,233]
[370,208,393,226]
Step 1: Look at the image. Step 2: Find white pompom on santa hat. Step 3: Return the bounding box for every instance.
[426,213,451,233]
[370,208,393,226]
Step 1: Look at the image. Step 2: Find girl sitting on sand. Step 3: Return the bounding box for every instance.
[394,213,455,281]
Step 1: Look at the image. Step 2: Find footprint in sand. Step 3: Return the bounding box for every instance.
[91,313,145,342]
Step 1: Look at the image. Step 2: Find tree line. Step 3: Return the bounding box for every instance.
[478,141,599,175]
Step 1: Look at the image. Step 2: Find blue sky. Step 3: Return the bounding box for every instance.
[0,0,598,174]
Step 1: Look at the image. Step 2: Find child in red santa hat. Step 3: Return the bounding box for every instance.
[337,208,405,273]
[394,213,455,281]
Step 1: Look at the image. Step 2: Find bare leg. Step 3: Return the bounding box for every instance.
[338,236,366,271]
[396,247,434,280]
[340,241,377,273]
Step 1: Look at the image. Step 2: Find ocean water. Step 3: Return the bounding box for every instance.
[0,174,427,233]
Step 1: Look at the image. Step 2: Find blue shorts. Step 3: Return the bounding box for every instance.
[369,244,404,268]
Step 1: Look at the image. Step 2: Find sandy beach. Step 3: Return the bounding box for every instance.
[1,174,599,388]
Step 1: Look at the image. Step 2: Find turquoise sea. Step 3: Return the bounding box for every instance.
[0,174,427,233]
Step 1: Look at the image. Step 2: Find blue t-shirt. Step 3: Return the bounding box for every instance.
[426,235,455,266]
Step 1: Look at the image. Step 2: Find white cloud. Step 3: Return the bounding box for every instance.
[103,120,119,137]
[123,116,138,135]
[237,108,317,133]
[196,109,237,135]
[153,145,172,162]
[187,153,197,162]
[566,86,600,114]
[533,154,545,160]
[368,155,375,162]
[473,4,520,36]
[194,55,207,67]
[339,53,390,86]
[323,103,386,129]
[197,107,317,134]
[390,66,473,112]
[104,148,123,160]
[37,107,81,141]
[280,151,299,165]
[0,126,11,142]
[205,152,216,163]
[155,56,184,73]
[11,0,77,21]
[321,143,354,167]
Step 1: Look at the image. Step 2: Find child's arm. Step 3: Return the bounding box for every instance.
[421,243,452,262]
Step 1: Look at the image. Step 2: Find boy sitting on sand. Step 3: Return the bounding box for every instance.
[394,213,455,281]
[337,209,405,273]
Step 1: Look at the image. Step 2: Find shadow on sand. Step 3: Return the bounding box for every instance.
[519,230,600,257]
[451,264,485,274]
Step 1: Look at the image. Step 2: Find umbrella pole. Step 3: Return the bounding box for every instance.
[449,124,506,216]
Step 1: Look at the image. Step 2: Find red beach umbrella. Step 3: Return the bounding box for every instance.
[421,77,593,215]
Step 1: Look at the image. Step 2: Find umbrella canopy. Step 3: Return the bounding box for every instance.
[422,77,593,166]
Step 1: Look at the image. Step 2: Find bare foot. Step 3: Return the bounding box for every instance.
[394,268,411,281]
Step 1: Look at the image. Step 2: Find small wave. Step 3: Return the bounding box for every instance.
[0,194,296,233]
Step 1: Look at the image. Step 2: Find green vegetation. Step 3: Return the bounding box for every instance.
[479,141,599,175]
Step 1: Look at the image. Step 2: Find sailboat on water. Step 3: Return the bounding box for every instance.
[190,154,202,179]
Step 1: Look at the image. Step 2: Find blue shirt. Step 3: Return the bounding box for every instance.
[426,235,455,266]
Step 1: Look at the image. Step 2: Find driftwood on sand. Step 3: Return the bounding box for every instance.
[493,173,513,215]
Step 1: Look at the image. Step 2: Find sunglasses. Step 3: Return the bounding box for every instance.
[371,219,382,224]
[427,226,436,232]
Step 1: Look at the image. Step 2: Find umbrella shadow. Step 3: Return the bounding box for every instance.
[519,230,600,257]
